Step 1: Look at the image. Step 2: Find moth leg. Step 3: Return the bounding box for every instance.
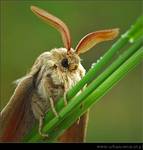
[49,97,59,117]
[63,91,68,106]
[32,100,45,119]
[32,100,48,137]
[77,102,84,124]
[76,86,86,125]
[80,86,86,109]
[39,116,48,138]
[77,117,80,125]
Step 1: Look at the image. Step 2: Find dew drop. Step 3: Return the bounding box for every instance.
[100,56,103,60]
[91,63,96,68]
[129,38,134,43]
[97,59,100,63]
[121,32,129,38]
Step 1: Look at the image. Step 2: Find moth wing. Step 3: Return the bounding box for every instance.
[0,50,45,142]
[0,75,36,142]
[58,111,89,143]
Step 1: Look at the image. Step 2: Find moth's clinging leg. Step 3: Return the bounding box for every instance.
[77,117,80,125]
[76,85,86,125]
[63,80,68,106]
[32,93,48,137]
[32,99,45,119]
[39,116,49,138]
[49,97,59,117]
[63,91,68,106]
[32,99,48,138]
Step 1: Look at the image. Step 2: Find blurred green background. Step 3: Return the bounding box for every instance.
[0,0,142,142]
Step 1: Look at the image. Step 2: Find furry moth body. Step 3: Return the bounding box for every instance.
[0,5,119,142]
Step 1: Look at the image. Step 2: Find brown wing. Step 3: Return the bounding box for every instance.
[0,75,36,142]
[58,111,89,143]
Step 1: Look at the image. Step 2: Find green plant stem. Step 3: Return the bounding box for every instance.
[45,16,143,116]
[65,16,143,104]
[24,16,143,142]
[28,43,143,142]
[47,46,143,142]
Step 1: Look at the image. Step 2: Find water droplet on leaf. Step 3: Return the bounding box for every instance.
[129,38,134,43]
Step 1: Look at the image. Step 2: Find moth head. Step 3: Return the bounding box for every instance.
[31,6,119,70]
[51,48,80,72]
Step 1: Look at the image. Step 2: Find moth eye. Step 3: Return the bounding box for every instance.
[61,58,69,68]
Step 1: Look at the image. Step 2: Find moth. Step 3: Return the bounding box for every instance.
[0,6,119,142]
